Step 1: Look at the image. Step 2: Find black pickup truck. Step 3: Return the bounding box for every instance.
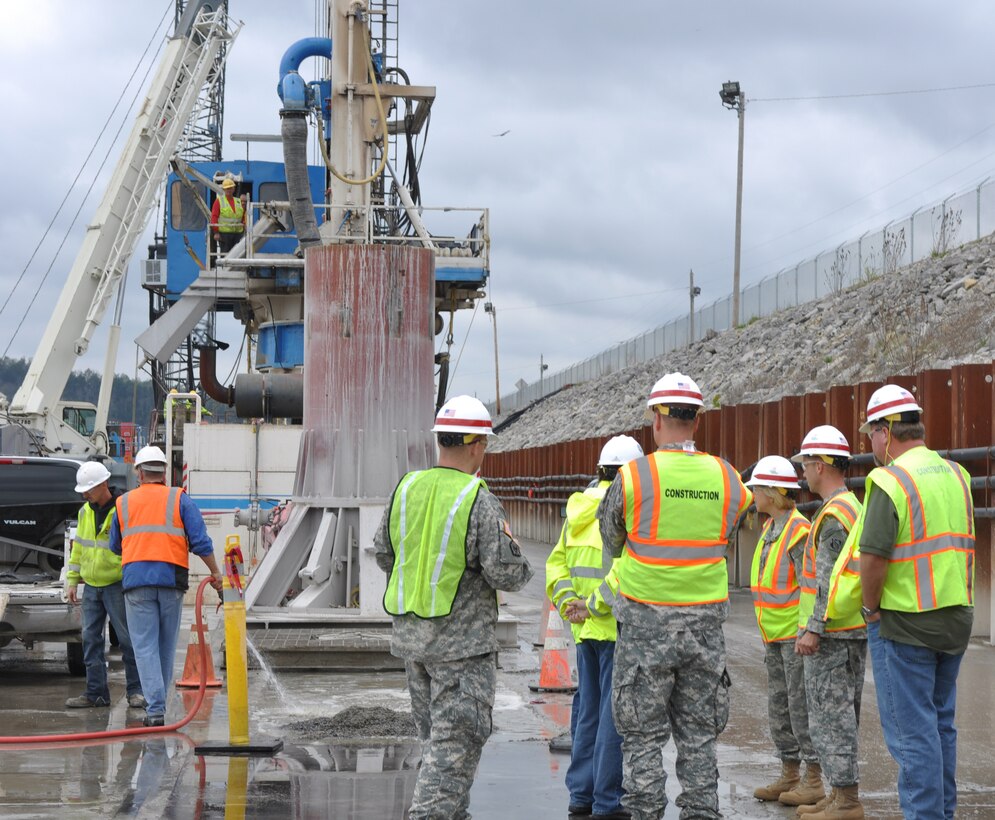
[0,457,88,674]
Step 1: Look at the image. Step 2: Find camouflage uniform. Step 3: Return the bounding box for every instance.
[600,465,733,820]
[758,515,817,764]
[375,486,533,820]
[802,490,867,787]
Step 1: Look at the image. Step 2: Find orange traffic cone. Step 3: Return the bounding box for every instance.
[176,622,223,688]
[529,600,577,693]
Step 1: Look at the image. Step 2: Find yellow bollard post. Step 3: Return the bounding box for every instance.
[194,534,283,756]
[223,535,250,746]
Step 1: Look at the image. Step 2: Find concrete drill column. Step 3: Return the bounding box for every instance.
[302,244,436,499]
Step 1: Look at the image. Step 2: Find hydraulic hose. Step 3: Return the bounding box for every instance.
[0,577,217,744]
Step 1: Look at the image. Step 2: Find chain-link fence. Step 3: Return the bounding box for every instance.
[493,177,995,416]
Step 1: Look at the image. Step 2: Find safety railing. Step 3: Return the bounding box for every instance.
[492,176,995,416]
[239,201,489,269]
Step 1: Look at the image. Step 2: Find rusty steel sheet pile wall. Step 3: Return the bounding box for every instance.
[303,245,436,499]
[482,364,993,638]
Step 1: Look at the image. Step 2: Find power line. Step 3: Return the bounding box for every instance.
[751,81,995,103]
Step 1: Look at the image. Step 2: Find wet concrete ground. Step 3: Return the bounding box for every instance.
[0,538,993,818]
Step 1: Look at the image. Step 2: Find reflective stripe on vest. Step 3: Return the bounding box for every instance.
[750,510,811,642]
[797,492,862,631]
[617,450,751,606]
[117,484,188,567]
[872,451,975,612]
[384,469,482,618]
[826,508,867,623]
[218,196,244,233]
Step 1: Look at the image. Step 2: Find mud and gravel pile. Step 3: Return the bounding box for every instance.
[287,705,417,741]
[492,235,995,452]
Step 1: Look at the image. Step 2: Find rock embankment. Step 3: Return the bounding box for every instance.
[492,236,995,452]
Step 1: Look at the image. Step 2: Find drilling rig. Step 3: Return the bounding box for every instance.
[138,0,495,667]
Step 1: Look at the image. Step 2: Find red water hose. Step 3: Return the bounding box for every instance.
[0,577,216,744]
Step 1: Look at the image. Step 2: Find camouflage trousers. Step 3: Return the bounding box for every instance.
[764,640,817,763]
[405,653,496,820]
[611,625,729,820]
[803,637,867,786]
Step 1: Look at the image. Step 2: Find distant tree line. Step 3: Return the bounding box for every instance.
[0,357,231,427]
[0,357,154,426]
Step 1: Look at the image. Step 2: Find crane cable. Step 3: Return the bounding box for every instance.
[315,22,389,186]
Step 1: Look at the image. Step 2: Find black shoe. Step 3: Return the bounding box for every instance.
[142,714,165,727]
[568,806,593,817]
[591,811,630,820]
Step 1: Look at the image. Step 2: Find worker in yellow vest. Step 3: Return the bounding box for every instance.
[599,372,752,820]
[210,175,245,258]
[548,434,643,819]
[746,456,821,807]
[791,426,865,819]
[828,384,974,819]
[374,395,533,820]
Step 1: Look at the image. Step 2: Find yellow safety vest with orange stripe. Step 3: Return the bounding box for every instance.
[798,491,863,632]
[751,509,810,643]
[617,450,752,607]
[827,448,975,619]
[116,483,188,567]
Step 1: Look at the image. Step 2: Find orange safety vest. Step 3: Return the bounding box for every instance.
[116,483,188,567]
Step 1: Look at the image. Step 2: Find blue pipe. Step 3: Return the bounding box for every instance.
[278,37,332,107]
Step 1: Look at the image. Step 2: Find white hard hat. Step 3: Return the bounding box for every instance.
[790,425,851,463]
[134,445,168,470]
[431,395,494,436]
[598,435,644,467]
[858,384,923,433]
[745,455,801,489]
[75,461,112,493]
[645,372,704,418]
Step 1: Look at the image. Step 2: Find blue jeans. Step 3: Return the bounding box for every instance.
[81,582,142,701]
[567,639,624,815]
[867,619,963,819]
[124,586,185,717]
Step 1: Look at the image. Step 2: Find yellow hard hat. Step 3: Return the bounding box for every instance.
[222,177,236,189]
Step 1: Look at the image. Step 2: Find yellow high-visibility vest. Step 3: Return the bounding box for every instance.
[546,482,620,642]
[751,509,810,643]
[218,196,244,233]
[798,492,863,632]
[827,447,975,619]
[617,450,751,607]
[384,468,482,618]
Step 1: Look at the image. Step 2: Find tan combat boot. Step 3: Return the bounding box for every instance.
[808,784,864,819]
[797,787,836,815]
[779,762,825,806]
[753,760,800,801]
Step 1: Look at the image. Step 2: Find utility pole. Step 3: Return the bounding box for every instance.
[539,354,549,397]
[720,81,745,328]
[689,269,700,345]
[484,302,500,415]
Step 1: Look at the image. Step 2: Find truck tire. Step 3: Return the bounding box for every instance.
[37,534,66,579]
[67,642,85,677]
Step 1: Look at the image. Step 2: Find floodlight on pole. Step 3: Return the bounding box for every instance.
[719,80,745,328]
[539,354,549,397]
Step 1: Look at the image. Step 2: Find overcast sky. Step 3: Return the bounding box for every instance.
[2,1,995,408]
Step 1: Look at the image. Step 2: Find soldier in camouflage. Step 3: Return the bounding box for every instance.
[599,373,752,820]
[374,396,533,820]
[793,428,866,819]
[746,456,822,808]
